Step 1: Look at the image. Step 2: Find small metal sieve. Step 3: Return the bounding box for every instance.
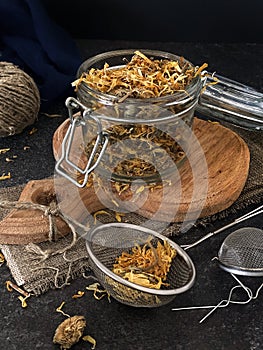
[85,222,196,307]
[172,226,263,322]
[218,227,263,277]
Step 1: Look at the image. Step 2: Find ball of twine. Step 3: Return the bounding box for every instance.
[0,62,40,137]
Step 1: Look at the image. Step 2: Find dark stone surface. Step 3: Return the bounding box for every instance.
[0,41,262,349]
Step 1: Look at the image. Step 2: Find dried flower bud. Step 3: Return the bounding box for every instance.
[53,315,86,349]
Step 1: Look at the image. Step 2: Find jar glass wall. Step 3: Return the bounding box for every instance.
[75,49,203,184]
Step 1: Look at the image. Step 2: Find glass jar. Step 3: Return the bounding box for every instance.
[54,48,263,228]
[56,49,204,187]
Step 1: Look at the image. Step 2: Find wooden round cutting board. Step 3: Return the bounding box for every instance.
[0,117,249,245]
[53,117,250,223]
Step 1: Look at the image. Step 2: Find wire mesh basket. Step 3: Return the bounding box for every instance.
[85,223,196,307]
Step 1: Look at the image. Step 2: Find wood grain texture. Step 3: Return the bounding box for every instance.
[0,179,70,244]
[52,117,250,223]
[0,117,249,245]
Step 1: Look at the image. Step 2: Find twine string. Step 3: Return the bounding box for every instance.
[0,200,89,261]
[0,62,40,137]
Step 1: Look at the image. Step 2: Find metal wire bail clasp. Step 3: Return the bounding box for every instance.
[55,97,109,188]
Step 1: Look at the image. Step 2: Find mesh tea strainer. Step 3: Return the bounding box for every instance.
[172,227,263,322]
[217,227,263,277]
[85,222,196,308]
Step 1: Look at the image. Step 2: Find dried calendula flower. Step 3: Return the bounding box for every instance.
[42,112,62,118]
[0,172,11,181]
[115,212,125,222]
[74,50,207,98]
[56,301,71,318]
[5,280,30,297]
[74,51,211,182]
[18,294,31,308]
[93,210,111,224]
[113,239,177,289]
[0,252,5,265]
[86,282,111,302]
[84,123,186,179]
[72,290,85,299]
[83,334,96,349]
[29,127,37,135]
[5,280,31,307]
[105,275,162,305]
[53,315,86,349]
[0,148,10,154]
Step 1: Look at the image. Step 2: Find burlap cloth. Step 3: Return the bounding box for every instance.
[0,123,262,296]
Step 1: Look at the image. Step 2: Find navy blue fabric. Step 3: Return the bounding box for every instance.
[0,0,81,107]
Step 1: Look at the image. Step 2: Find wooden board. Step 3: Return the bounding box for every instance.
[0,118,249,244]
[0,179,70,244]
[52,117,250,223]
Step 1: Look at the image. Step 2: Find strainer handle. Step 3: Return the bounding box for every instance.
[198,73,263,130]
[183,204,263,250]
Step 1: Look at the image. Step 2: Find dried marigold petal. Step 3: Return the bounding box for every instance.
[115,212,125,222]
[93,210,111,224]
[113,239,176,289]
[0,253,5,265]
[5,280,13,292]
[5,280,30,297]
[72,291,85,299]
[0,172,11,181]
[86,283,111,302]
[18,294,30,308]
[74,50,207,99]
[0,148,10,154]
[29,127,37,135]
[82,334,96,349]
[56,301,71,318]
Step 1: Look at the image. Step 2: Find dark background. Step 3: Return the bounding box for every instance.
[42,0,263,43]
[0,3,263,349]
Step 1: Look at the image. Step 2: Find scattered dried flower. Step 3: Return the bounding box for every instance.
[93,210,111,224]
[72,291,85,299]
[82,334,96,349]
[53,315,86,349]
[5,281,31,307]
[18,294,31,308]
[113,239,177,289]
[0,148,10,154]
[56,301,71,318]
[86,282,111,302]
[0,253,5,265]
[42,113,62,118]
[115,212,125,222]
[0,172,11,181]
[29,127,37,135]
[5,280,30,297]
